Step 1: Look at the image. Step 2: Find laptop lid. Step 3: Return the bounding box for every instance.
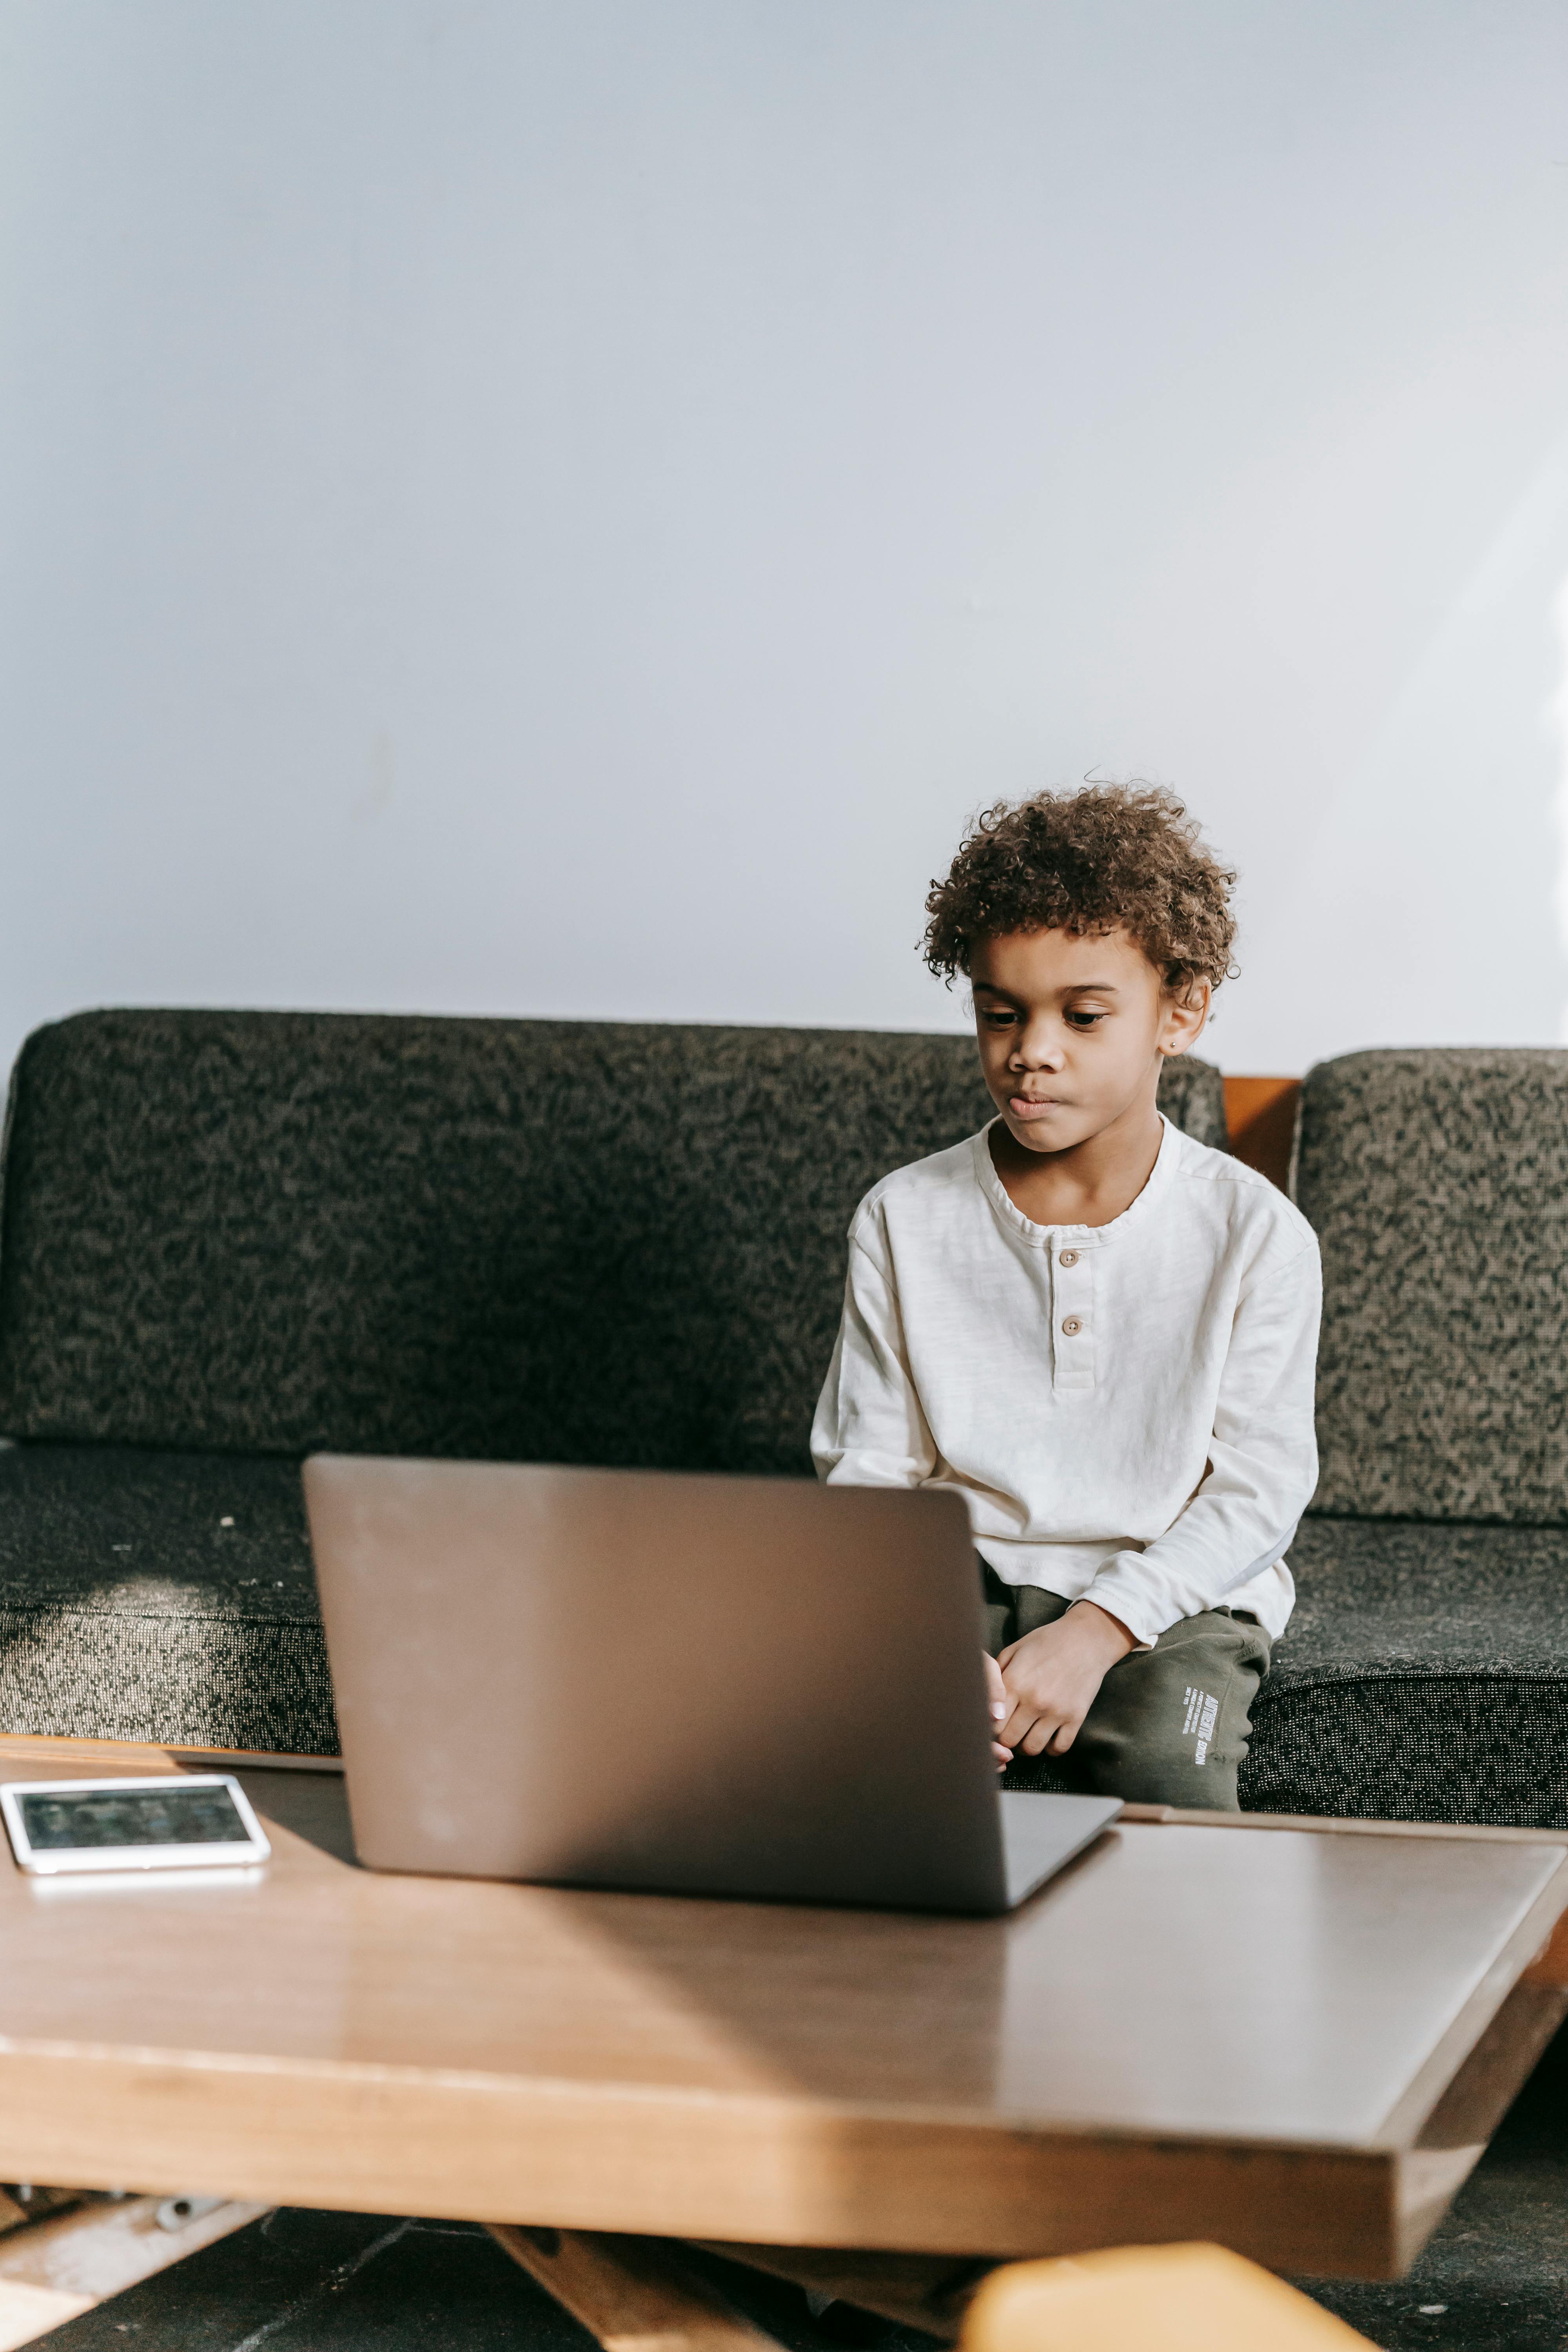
[304,1455,1015,1911]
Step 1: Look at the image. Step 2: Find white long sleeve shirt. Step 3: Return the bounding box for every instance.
[811,1116,1321,1646]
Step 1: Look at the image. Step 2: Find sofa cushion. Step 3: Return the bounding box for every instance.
[0,1443,333,1751]
[1296,1048,1568,1521]
[10,1456,1562,1824]
[1241,1514,1568,1827]
[0,1009,1225,1476]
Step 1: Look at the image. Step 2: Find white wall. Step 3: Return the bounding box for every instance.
[5,0,1568,1081]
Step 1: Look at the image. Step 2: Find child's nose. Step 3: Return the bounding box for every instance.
[1014,1022,1065,1067]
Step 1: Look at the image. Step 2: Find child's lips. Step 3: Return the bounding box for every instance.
[1010,1095,1064,1119]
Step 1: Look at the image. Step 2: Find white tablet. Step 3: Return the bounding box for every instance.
[0,1774,272,1876]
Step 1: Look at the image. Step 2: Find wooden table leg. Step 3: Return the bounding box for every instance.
[492,2223,999,2347]
[693,2242,994,2338]
[489,2225,785,2352]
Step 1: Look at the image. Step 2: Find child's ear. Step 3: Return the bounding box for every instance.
[1159,979,1211,1056]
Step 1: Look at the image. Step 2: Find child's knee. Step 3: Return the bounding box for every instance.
[1072,1613,1268,1810]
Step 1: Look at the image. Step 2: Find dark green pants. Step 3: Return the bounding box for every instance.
[981,1564,1270,1811]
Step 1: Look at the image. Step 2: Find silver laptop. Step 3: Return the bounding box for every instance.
[303,1456,1121,1915]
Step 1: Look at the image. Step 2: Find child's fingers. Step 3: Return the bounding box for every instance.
[996,1695,1031,1749]
[1029,1712,1082,1755]
[1002,1699,1054,1753]
[1018,1704,1084,1755]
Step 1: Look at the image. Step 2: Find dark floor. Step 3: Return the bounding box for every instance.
[34,2042,1568,2352]
[34,2211,588,2352]
[30,2210,934,2352]
[1296,2042,1568,2352]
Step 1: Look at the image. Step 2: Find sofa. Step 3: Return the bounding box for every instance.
[1242,1049,1568,1826]
[0,1010,1562,1828]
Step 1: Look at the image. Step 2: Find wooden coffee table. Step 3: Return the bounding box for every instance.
[0,1733,1562,2332]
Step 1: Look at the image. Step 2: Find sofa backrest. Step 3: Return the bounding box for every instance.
[0,1010,1226,1472]
[1296,1047,1568,1522]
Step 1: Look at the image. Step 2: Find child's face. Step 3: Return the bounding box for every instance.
[968,926,1208,1157]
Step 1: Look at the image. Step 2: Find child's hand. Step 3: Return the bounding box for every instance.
[997,1602,1136,1757]
[984,1651,1013,1768]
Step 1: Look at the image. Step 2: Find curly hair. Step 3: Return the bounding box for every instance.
[923,783,1237,998]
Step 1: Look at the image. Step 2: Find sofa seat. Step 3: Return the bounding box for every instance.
[0,1444,333,1753]
[12,1449,1566,1826]
[1242,1514,1568,1827]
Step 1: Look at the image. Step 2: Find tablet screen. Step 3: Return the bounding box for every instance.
[18,1783,249,1851]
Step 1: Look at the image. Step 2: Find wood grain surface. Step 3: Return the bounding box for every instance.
[0,1737,1561,2279]
[1224,1075,1301,1190]
[490,2227,776,2352]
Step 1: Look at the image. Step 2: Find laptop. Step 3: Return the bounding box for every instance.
[303,1455,1122,1914]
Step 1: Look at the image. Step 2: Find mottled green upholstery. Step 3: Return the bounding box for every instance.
[1244,1516,1568,1826]
[1299,1048,1568,1523]
[1263,1048,1568,1827]
[0,1007,1224,1753]
[0,1445,330,1752]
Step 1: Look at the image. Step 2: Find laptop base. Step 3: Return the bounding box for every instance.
[998,1790,1123,1907]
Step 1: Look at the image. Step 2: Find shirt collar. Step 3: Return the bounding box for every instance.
[969,1112,1180,1251]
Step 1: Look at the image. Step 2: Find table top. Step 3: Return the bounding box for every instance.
[0,1735,1563,2280]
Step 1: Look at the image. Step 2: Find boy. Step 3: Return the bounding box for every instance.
[811,785,1320,1808]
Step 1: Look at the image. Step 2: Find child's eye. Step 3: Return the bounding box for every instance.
[980,1011,1015,1029]
[1065,1010,1106,1028]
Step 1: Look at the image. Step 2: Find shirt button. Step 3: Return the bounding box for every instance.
[1062,1316,1082,1336]
[1059,1250,1079,1267]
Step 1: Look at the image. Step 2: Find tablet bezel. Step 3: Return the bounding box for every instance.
[0,1773,273,1875]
